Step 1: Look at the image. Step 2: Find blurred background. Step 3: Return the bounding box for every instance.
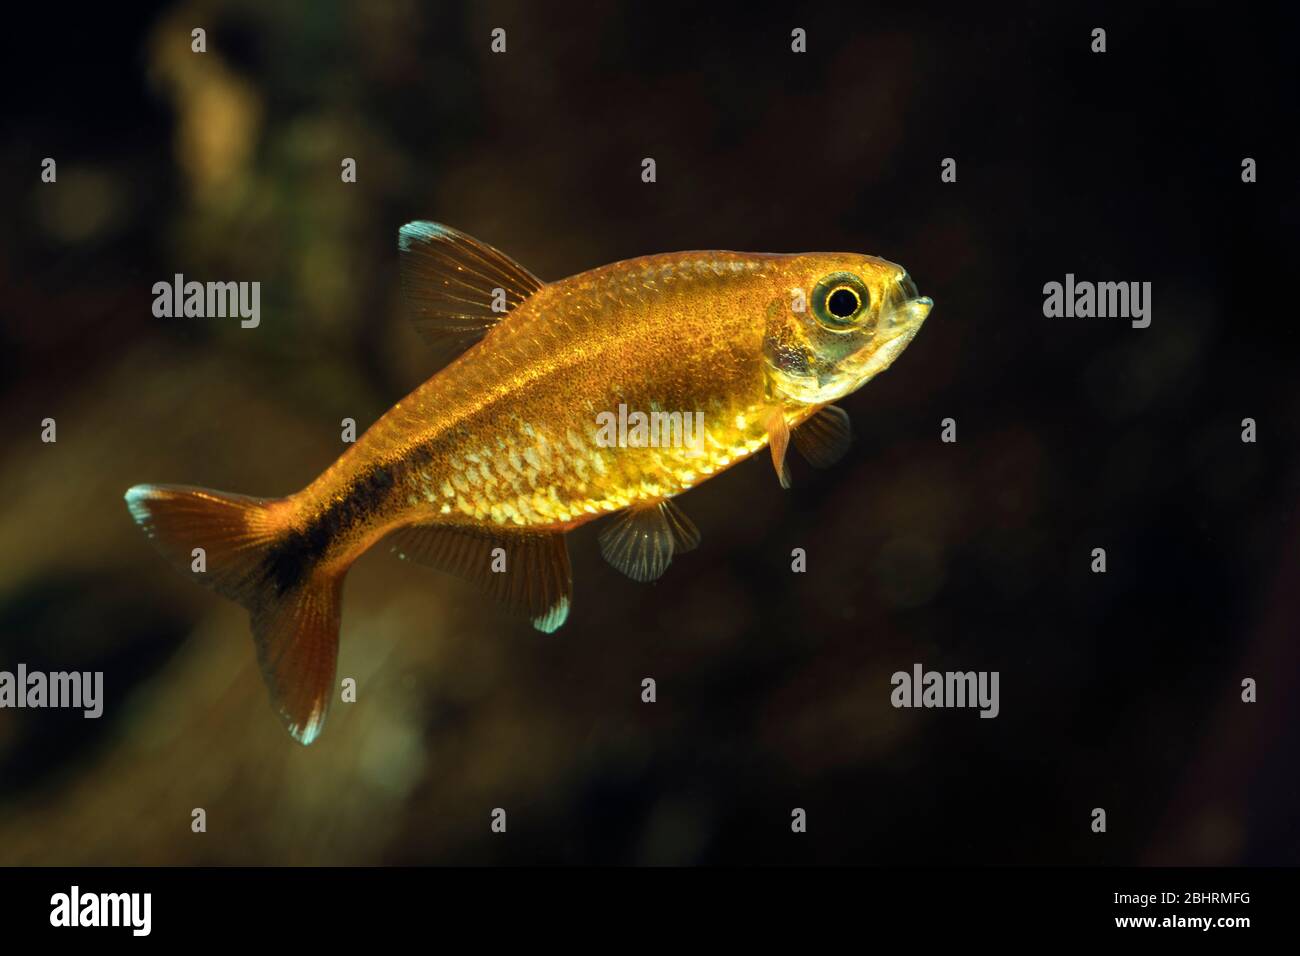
[0,0,1296,865]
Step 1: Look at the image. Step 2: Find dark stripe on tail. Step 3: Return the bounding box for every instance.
[262,464,398,595]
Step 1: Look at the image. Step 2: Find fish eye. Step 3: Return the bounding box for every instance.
[828,287,860,318]
[811,272,870,329]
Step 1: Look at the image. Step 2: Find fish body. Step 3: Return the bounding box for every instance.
[126,223,933,743]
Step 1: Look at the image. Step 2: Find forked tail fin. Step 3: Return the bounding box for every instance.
[124,483,341,745]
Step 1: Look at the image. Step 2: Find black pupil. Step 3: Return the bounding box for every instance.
[827,287,859,319]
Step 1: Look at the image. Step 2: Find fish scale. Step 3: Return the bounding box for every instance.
[125,221,932,743]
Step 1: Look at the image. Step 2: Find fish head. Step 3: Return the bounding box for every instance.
[763,254,933,406]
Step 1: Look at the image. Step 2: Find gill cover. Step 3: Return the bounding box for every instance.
[764,257,933,406]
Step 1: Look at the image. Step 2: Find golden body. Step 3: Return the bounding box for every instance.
[127,224,933,743]
[303,252,814,568]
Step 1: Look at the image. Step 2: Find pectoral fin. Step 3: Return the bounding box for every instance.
[598,499,700,583]
[766,407,792,489]
[390,523,571,633]
[793,405,852,468]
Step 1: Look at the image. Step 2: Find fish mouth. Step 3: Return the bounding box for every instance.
[846,279,932,382]
[875,298,927,349]
[885,294,933,332]
[880,272,933,340]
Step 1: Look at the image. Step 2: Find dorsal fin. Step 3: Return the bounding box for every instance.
[397,221,545,365]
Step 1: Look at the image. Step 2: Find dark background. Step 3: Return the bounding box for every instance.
[0,0,1296,864]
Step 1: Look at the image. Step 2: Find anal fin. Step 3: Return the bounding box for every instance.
[598,498,700,583]
[391,523,572,633]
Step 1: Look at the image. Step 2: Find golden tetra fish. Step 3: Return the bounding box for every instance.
[125,223,933,743]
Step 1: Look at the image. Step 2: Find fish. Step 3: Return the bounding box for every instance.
[125,222,934,744]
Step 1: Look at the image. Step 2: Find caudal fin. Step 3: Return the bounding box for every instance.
[124,483,341,745]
